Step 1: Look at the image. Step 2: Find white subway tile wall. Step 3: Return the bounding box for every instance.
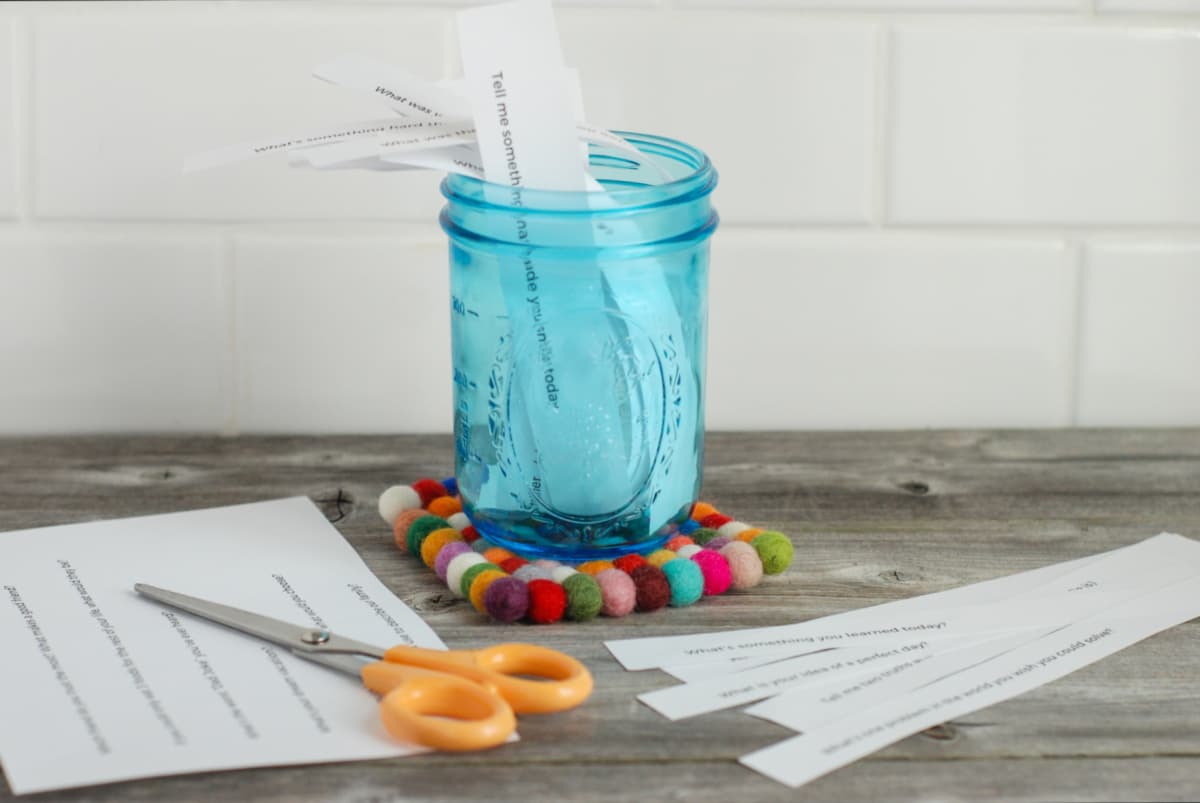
[1098,1,1200,11]
[684,1,1079,8]
[558,13,876,224]
[0,21,16,219]
[0,1,1196,433]
[34,11,450,220]
[1078,244,1200,426]
[234,229,451,433]
[0,233,227,433]
[707,234,1076,429]
[889,25,1200,225]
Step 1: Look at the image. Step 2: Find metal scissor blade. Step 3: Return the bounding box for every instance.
[134,583,387,661]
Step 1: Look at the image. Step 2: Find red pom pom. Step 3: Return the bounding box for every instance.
[499,556,528,574]
[527,579,567,624]
[629,564,670,612]
[699,513,733,530]
[461,525,481,543]
[411,478,448,507]
[613,554,647,574]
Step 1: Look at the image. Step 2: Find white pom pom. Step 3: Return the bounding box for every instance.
[447,512,471,532]
[550,566,578,584]
[378,485,422,525]
[677,544,702,559]
[446,552,487,597]
[717,521,752,539]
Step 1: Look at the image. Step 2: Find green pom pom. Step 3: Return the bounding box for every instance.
[691,527,721,546]
[406,515,449,556]
[751,531,793,575]
[661,558,704,606]
[460,562,501,598]
[562,573,603,621]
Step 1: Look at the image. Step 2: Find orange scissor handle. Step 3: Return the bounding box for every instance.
[361,661,516,752]
[380,643,594,714]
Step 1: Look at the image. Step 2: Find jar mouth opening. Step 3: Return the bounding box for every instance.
[440,131,716,215]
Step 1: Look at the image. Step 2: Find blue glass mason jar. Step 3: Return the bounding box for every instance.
[439,132,718,560]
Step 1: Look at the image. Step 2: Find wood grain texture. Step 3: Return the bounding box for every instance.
[1,430,1198,801]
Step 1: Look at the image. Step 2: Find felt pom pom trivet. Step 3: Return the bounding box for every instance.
[379,477,794,624]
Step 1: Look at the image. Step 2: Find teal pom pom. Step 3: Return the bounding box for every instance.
[562,573,603,621]
[406,515,450,556]
[661,558,704,607]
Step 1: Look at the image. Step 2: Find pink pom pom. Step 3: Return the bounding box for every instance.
[690,549,732,596]
[719,541,764,590]
[594,569,637,617]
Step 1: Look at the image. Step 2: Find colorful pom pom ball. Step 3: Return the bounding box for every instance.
[720,541,764,590]
[595,569,637,617]
[378,485,422,526]
[483,577,529,623]
[527,579,567,624]
[690,549,732,596]
[752,531,794,575]
[561,573,603,621]
[661,558,704,607]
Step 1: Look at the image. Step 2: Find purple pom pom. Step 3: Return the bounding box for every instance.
[703,536,733,551]
[435,541,473,581]
[482,577,530,623]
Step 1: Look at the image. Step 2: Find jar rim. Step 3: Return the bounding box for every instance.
[439,131,716,214]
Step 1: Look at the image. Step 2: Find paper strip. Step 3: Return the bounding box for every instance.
[604,534,1199,671]
[312,55,472,120]
[661,654,796,683]
[744,629,1053,732]
[300,124,478,169]
[640,641,937,721]
[183,118,438,172]
[457,0,587,192]
[290,144,485,179]
[740,572,1200,788]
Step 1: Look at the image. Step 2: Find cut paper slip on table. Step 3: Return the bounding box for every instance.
[605,532,1200,789]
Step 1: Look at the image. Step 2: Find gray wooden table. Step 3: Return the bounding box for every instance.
[2,430,1198,802]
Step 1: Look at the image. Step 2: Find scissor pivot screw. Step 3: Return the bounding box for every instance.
[301,629,331,645]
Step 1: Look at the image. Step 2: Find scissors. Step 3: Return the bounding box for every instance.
[134,583,592,752]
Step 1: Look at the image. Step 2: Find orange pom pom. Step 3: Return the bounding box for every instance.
[391,508,429,551]
[468,569,507,613]
[736,528,764,543]
[483,546,514,564]
[427,496,463,518]
[419,527,463,569]
[576,560,615,576]
[666,535,695,552]
[690,501,719,521]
